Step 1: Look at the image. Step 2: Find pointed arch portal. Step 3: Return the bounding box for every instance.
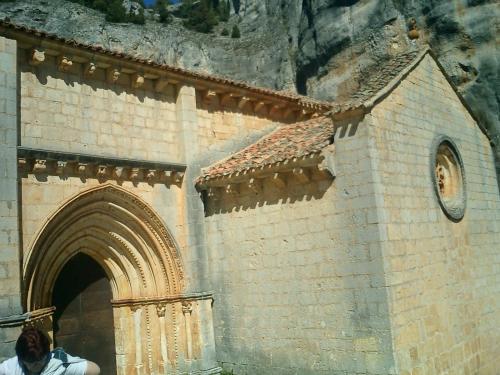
[22,184,218,375]
[25,184,185,310]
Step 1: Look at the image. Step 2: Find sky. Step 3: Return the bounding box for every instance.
[144,0,181,6]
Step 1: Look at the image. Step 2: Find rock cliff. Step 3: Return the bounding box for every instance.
[1,0,498,166]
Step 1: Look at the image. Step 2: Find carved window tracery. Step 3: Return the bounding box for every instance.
[431,136,466,222]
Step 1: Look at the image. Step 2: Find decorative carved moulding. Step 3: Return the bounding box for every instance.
[197,88,319,121]
[29,48,45,66]
[110,291,214,309]
[17,147,186,186]
[57,56,73,72]
[197,152,335,196]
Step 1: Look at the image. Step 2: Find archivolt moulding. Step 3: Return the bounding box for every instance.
[24,184,185,311]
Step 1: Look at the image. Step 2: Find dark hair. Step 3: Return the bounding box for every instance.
[15,328,50,362]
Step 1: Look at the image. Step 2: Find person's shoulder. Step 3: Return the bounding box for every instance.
[0,356,22,374]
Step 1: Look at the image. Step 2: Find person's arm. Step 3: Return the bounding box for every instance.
[84,361,100,375]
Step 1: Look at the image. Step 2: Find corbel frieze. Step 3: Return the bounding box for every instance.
[197,154,335,197]
[17,147,186,186]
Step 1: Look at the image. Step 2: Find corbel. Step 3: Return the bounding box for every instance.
[318,144,336,179]
[270,104,285,118]
[114,166,126,180]
[129,168,142,183]
[238,96,251,110]
[18,158,27,172]
[269,172,286,189]
[84,62,97,77]
[219,93,236,106]
[155,78,169,93]
[207,186,221,199]
[96,165,109,181]
[33,159,47,174]
[297,109,312,121]
[254,101,268,114]
[171,171,185,184]
[132,73,145,89]
[146,169,157,183]
[225,183,239,196]
[29,48,45,66]
[58,56,73,72]
[77,163,89,178]
[292,167,310,184]
[247,178,263,193]
[283,107,296,121]
[107,68,121,84]
[55,160,68,176]
[203,90,219,105]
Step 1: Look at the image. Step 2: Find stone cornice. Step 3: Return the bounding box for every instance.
[196,151,335,196]
[18,147,186,185]
[0,20,331,120]
[111,291,214,308]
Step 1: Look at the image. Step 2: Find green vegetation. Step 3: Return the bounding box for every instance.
[155,0,172,24]
[64,0,237,35]
[68,0,145,24]
[176,0,234,34]
[231,24,240,38]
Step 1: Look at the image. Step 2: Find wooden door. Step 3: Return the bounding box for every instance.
[52,253,117,375]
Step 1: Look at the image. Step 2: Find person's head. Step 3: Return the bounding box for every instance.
[15,327,50,373]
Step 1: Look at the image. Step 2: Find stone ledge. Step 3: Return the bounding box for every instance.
[18,146,186,185]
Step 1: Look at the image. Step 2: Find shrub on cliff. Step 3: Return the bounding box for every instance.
[231,24,240,38]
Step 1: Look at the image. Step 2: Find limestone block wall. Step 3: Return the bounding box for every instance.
[205,119,396,375]
[19,50,181,163]
[369,55,500,375]
[195,94,279,162]
[0,36,22,358]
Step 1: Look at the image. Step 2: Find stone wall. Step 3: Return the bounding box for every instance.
[19,51,181,163]
[204,119,397,374]
[195,93,280,164]
[369,54,500,375]
[0,36,22,358]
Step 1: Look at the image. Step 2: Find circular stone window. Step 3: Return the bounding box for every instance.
[431,136,466,222]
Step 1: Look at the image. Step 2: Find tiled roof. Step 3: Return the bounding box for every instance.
[330,49,422,113]
[197,49,427,185]
[196,116,334,184]
[0,19,330,111]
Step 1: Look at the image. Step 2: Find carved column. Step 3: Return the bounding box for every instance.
[182,302,193,360]
[132,306,143,375]
[156,303,169,373]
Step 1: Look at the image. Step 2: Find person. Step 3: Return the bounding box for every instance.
[0,327,100,375]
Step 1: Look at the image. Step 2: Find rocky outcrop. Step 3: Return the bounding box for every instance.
[1,0,498,167]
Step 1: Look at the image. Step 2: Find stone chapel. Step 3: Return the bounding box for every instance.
[0,20,499,375]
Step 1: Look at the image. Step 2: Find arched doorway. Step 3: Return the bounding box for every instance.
[52,253,117,375]
[23,184,187,374]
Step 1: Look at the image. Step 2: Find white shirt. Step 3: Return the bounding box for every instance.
[0,352,87,375]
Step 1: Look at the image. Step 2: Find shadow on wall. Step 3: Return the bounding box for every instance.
[202,173,334,217]
[21,49,177,107]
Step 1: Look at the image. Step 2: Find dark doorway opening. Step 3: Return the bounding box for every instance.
[52,253,117,375]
